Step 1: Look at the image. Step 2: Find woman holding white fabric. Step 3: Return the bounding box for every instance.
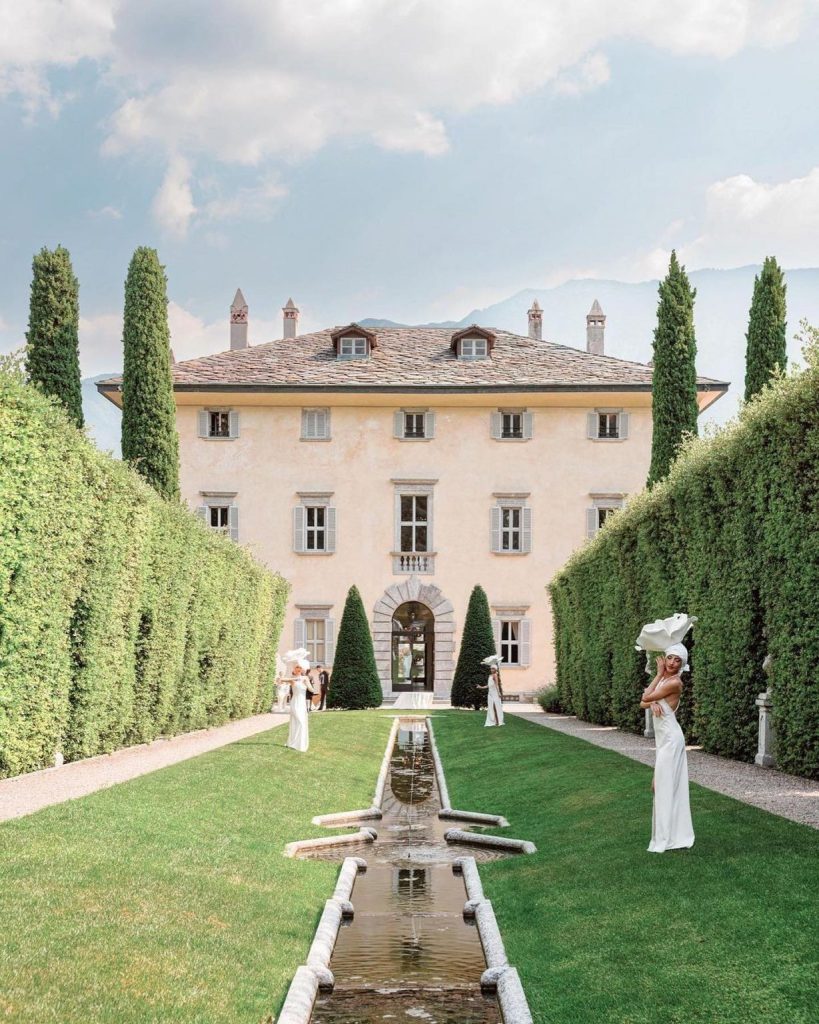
[640,642,695,853]
[286,656,315,753]
[477,659,504,727]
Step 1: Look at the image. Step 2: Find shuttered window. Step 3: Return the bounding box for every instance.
[587,410,629,440]
[198,409,239,439]
[491,617,532,668]
[294,504,337,553]
[491,505,532,554]
[302,408,330,440]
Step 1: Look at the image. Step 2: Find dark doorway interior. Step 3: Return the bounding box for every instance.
[391,602,434,692]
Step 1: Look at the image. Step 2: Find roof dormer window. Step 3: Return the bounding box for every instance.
[450,324,496,361]
[459,337,487,359]
[339,336,368,359]
[331,323,377,360]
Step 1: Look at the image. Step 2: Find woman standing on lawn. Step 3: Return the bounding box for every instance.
[286,655,315,753]
[478,659,505,727]
[640,643,695,853]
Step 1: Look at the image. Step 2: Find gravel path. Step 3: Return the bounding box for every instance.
[506,706,819,829]
[0,712,289,823]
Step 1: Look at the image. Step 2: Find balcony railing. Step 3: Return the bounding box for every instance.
[392,552,436,574]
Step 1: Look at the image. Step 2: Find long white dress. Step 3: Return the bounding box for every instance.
[286,678,311,753]
[649,697,695,852]
[484,675,504,727]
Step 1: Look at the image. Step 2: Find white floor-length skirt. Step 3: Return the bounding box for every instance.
[649,698,695,852]
[287,679,310,753]
[484,677,504,727]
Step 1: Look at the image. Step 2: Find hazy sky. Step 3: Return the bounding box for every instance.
[1,1,819,374]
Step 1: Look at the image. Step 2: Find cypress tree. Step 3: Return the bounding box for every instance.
[647,251,699,487]
[326,585,383,709]
[25,245,84,427]
[450,585,496,710]
[121,248,179,500]
[744,256,787,401]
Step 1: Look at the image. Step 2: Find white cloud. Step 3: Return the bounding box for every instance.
[88,204,123,219]
[680,167,819,268]
[554,53,611,97]
[203,176,288,222]
[3,1,816,234]
[151,155,197,237]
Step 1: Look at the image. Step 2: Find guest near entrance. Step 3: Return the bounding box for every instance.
[98,296,726,700]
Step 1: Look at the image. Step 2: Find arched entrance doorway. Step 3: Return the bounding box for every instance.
[372,578,456,701]
[392,602,434,692]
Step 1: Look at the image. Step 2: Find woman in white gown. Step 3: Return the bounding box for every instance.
[286,657,315,753]
[478,663,504,727]
[640,643,695,853]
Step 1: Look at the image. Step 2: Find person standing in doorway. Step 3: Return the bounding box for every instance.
[317,664,330,710]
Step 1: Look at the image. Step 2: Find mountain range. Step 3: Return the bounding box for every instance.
[85,265,819,455]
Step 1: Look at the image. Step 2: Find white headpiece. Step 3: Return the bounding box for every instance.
[284,647,310,672]
[664,642,689,672]
[481,653,502,668]
[635,613,696,653]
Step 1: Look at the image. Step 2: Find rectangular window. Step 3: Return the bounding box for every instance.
[209,411,230,438]
[339,336,368,358]
[501,506,522,551]
[302,408,330,440]
[208,505,230,532]
[597,506,617,529]
[501,412,523,439]
[500,620,520,666]
[404,412,425,438]
[460,338,487,359]
[305,618,326,665]
[598,412,619,439]
[400,495,428,552]
[306,506,326,551]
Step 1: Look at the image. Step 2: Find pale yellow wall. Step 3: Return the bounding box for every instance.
[177,399,652,697]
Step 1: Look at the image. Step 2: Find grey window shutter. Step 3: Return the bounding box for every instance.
[325,506,337,553]
[228,410,239,438]
[320,409,330,439]
[587,412,598,439]
[490,507,501,553]
[519,619,531,667]
[198,410,210,438]
[228,505,239,541]
[492,618,501,658]
[425,410,435,439]
[521,506,532,553]
[196,505,208,523]
[618,411,629,439]
[394,410,404,438]
[293,505,306,552]
[294,617,306,649]
[325,619,335,665]
[301,409,311,439]
[490,410,502,439]
[522,411,534,439]
[586,508,598,539]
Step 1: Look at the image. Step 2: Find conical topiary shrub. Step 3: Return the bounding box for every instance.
[326,585,383,709]
[451,585,496,709]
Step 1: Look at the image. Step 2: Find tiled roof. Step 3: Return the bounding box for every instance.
[98,326,728,393]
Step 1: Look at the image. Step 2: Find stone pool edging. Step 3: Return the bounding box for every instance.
[277,856,366,1024]
[444,828,537,855]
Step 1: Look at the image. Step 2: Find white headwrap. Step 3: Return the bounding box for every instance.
[284,648,310,672]
[664,642,689,672]
[481,653,502,668]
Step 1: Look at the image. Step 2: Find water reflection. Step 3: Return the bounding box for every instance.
[310,720,503,1024]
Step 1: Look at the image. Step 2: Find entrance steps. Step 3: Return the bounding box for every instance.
[391,692,434,710]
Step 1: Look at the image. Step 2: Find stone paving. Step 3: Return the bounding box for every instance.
[506,705,819,829]
[0,711,289,823]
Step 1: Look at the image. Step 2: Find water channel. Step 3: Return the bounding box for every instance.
[298,718,509,1024]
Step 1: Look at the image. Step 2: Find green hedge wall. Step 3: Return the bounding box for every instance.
[0,372,289,778]
[550,343,819,779]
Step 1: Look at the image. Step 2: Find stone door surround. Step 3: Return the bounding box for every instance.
[372,577,455,700]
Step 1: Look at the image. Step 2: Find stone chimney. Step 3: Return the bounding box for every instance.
[283,297,299,339]
[230,288,248,350]
[527,298,542,341]
[586,299,605,355]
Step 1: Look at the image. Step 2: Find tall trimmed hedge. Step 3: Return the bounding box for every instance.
[0,372,288,778]
[451,585,495,710]
[550,335,819,779]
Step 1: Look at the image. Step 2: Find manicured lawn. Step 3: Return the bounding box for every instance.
[433,711,818,1024]
[0,712,394,1023]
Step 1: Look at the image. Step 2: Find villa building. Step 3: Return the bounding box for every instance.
[99,295,726,700]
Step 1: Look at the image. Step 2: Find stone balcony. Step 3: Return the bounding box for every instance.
[392,551,436,574]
